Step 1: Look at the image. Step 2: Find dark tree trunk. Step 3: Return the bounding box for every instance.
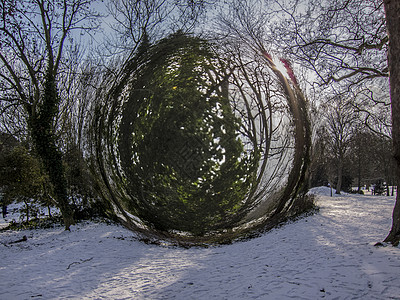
[29,72,74,230]
[357,148,362,193]
[336,159,343,194]
[2,204,7,218]
[48,205,52,218]
[383,0,400,246]
[23,199,29,223]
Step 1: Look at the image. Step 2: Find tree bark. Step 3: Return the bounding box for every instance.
[29,72,74,231]
[24,199,29,223]
[383,0,400,246]
[336,159,343,194]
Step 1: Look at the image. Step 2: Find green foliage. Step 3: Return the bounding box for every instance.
[0,145,46,202]
[0,145,50,222]
[117,33,258,235]
[92,31,312,241]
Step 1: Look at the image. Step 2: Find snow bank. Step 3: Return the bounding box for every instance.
[308,185,348,197]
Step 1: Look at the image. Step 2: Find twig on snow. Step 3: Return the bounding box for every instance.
[67,257,94,270]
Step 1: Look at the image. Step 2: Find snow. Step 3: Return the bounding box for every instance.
[1,188,400,299]
[0,201,59,230]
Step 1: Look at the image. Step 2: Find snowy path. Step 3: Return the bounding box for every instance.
[1,189,400,299]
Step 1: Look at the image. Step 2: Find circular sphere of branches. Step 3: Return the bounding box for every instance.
[91,33,311,243]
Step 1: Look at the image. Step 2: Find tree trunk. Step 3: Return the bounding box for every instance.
[48,205,52,218]
[24,199,29,223]
[336,159,343,194]
[29,72,74,231]
[2,204,7,218]
[383,0,400,246]
[357,152,362,193]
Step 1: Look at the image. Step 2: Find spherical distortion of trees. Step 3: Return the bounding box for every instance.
[90,32,312,244]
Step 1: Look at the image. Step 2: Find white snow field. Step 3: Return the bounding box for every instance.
[1,187,400,299]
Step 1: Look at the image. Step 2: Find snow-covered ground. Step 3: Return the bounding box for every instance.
[1,187,400,299]
[0,201,60,230]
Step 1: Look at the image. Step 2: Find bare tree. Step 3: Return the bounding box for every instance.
[212,0,312,223]
[277,0,387,85]
[269,0,399,245]
[323,95,359,194]
[97,0,210,68]
[0,0,99,230]
[274,0,391,137]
